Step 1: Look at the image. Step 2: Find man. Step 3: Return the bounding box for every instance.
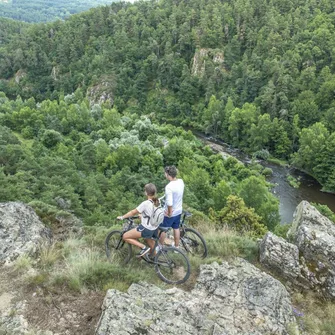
[159,165,184,248]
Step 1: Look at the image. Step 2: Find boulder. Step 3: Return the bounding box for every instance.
[259,232,301,280]
[260,201,335,299]
[97,258,298,335]
[0,202,49,263]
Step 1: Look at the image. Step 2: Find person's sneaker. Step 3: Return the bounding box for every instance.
[136,246,151,258]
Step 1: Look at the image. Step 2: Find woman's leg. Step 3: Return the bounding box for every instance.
[123,228,145,249]
[145,238,155,253]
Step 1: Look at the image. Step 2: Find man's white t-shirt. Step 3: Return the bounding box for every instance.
[165,179,184,217]
[136,200,156,230]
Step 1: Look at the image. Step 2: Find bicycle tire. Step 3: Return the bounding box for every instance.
[181,227,208,258]
[154,247,190,285]
[105,230,132,264]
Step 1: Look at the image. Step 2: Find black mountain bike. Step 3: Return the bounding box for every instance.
[105,217,191,285]
[165,211,208,259]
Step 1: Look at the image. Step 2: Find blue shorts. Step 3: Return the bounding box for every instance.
[160,214,182,229]
[136,225,158,239]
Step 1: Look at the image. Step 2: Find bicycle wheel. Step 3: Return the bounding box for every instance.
[105,230,132,264]
[154,247,190,284]
[180,227,208,258]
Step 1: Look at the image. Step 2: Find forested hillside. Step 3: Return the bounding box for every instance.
[0,92,279,233]
[0,0,119,23]
[0,0,335,192]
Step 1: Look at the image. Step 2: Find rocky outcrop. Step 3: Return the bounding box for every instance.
[260,232,301,280]
[0,202,49,263]
[191,48,225,77]
[14,69,26,84]
[86,76,116,106]
[97,258,298,335]
[260,201,335,299]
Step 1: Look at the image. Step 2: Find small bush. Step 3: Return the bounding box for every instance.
[253,149,270,160]
[273,224,291,239]
[262,167,273,177]
[287,175,300,188]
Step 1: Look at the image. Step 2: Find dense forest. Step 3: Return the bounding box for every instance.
[0,0,335,205]
[1,0,335,192]
[0,0,120,23]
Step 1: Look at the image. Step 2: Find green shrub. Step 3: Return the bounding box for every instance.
[287,175,300,188]
[273,224,291,239]
[262,167,273,177]
[253,149,270,160]
[311,203,335,223]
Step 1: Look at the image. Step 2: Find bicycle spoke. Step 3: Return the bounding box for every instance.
[105,230,132,264]
[154,247,190,284]
[181,227,208,258]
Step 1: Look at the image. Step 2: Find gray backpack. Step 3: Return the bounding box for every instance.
[148,200,165,228]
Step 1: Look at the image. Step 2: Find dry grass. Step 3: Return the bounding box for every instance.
[292,292,335,335]
[38,242,62,269]
[14,254,33,273]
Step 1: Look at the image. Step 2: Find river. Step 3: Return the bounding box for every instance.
[196,132,335,224]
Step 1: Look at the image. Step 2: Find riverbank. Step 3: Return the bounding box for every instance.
[193,131,335,224]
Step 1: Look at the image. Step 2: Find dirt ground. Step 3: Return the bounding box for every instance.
[0,267,105,335]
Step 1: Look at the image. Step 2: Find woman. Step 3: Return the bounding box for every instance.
[117,183,159,258]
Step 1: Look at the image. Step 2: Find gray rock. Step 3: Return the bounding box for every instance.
[0,202,49,263]
[260,232,301,279]
[96,258,298,335]
[289,201,335,298]
[261,201,335,299]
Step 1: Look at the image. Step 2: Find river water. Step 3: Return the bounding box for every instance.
[196,133,335,224]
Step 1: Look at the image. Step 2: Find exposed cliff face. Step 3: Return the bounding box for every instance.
[0,202,50,264]
[97,258,298,335]
[260,201,335,299]
[86,76,116,106]
[191,48,225,77]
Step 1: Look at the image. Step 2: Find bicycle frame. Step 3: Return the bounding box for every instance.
[106,217,191,284]
[114,216,165,263]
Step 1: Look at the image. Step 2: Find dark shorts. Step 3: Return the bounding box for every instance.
[136,225,158,239]
[160,214,182,229]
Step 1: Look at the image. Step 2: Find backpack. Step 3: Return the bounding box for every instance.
[147,200,165,228]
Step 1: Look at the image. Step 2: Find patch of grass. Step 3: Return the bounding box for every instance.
[54,246,157,292]
[14,255,33,273]
[38,242,62,269]
[82,225,111,249]
[204,227,258,262]
[292,292,335,335]
[60,238,85,257]
[267,157,288,166]
[26,273,49,287]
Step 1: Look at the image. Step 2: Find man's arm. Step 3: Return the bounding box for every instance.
[165,186,173,217]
